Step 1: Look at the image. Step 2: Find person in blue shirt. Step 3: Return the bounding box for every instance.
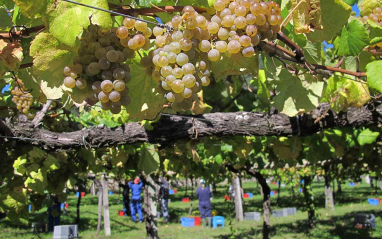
[128,177,144,222]
[158,176,170,223]
[196,179,212,227]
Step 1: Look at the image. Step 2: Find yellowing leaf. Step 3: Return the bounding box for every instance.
[292,0,323,34]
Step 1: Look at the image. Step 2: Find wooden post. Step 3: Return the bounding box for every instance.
[144,175,158,239]
[232,175,243,221]
[97,181,103,234]
[324,176,335,211]
[102,174,111,236]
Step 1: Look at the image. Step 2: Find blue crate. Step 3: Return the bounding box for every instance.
[28,205,32,212]
[368,198,380,205]
[180,217,194,227]
[270,191,277,196]
[246,193,253,198]
[169,189,175,195]
[212,216,225,228]
[60,203,65,210]
[299,188,303,193]
[108,191,114,195]
[349,182,355,187]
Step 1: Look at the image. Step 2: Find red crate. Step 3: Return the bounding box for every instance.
[243,194,249,198]
[173,189,177,193]
[119,210,125,216]
[81,192,85,197]
[192,217,201,226]
[182,198,190,202]
[65,203,69,209]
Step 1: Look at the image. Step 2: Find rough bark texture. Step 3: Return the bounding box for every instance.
[96,179,103,234]
[232,176,244,222]
[324,176,335,211]
[4,101,382,149]
[255,172,271,239]
[144,175,158,239]
[303,177,315,228]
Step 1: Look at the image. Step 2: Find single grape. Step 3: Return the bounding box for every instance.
[242,46,255,57]
[166,92,176,102]
[153,26,165,36]
[182,63,196,75]
[235,5,247,17]
[161,66,173,77]
[165,75,177,86]
[182,74,196,88]
[110,102,122,114]
[207,22,220,34]
[199,40,211,52]
[102,70,113,81]
[218,27,229,40]
[171,80,185,93]
[182,87,193,98]
[92,81,102,93]
[101,101,112,110]
[227,40,241,54]
[113,80,126,91]
[239,35,251,47]
[63,76,76,88]
[208,49,220,61]
[101,80,113,92]
[200,76,210,86]
[120,94,131,106]
[116,26,129,39]
[234,16,247,29]
[172,67,184,78]
[106,50,119,62]
[214,0,226,11]
[222,15,235,27]
[176,53,189,66]
[215,41,228,53]
[99,58,111,70]
[98,91,110,103]
[113,68,126,80]
[123,18,135,29]
[161,81,172,91]
[109,90,121,102]
[76,78,87,89]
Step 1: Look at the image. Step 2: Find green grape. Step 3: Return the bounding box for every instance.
[207,22,220,34]
[182,87,192,98]
[193,27,202,40]
[171,80,185,93]
[242,46,255,57]
[246,14,257,25]
[161,66,173,77]
[197,60,207,70]
[171,15,182,28]
[113,68,126,80]
[152,54,160,66]
[211,15,222,26]
[166,92,176,102]
[183,29,194,39]
[250,3,261,15]
[246,25,258,37]
[251,34,261,46]
[227,40,241,54]
[110,102,122,114]
[153,26,165,36]
[116,26,129,39]
[172,67,184,78]
[123,72,131,83]
[199,40,211,52]
[256,14,267,26]
[64,76,76,88]
[123,47,135,59]
[200,76,210,86]
[167,52,177,64]
[142,27,152,38]
[228,1,238,12]
[123,17,135,29]
[98,91,110,103]
[99,36,111,47]
[191,81,200,92]
[260,2,270,15]
[208,49,220,62]
[101,70,113,81]
[222,15,235,27]
[106,50,119,62]
[196,15,207,27]
[234,16,247,29]
[113,80,126,91]
[220,8,232,18]
[86,62,101,76]
[99,58,110,70]
[156,35,167,47]
[171,31,184,42]
[135,20,148,32]
[76,78,87,89]
[169,42,181,54]
[92,81,102,93]
[120,93,131,106]
[158,56,169,67]
[214,0,226,11]
[161,81,172,91]
[241,0,251,8]
[152,70,161,82]
[239,35,251,47]
[218,27,229,40]
[235,5,247,17]
[63,66,73,76]
[186,17,198,30]
[215,41,228,53]
[133,34,146,48]
[116,51,126,63]
[176,53,189,66]
[140,56,153,68]
[101,80,113,92]
[182,74,196,88]
[109,90,121,102]
[174,93,184,103]
[179,38,193,52]
[165,75,177,86]
[182,63,195,75]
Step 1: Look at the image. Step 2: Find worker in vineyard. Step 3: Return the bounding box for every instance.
[158,176,170,223]
[128,177,144,223]
[196,179,212,227]
[119,178,130,217]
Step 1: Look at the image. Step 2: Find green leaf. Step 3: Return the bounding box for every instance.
[13,0,51,18]
[366,61,382,93]
[291,0,323,33]
[256,69,271,108]
[304,41,324,65]
[214,153,223,164]
[307,0,352,43]
[13,156,27,175]
[335,19,369,56]
[210,53,258,81]
[25,169,48,194]
[43,154,60,171]
[12,5,44,27]
[272,71,324,116]
[3,188,27,213]
[138,144,159,174]
[47,0,112,47]
[342,0,357,5]
[18,68,45,99]
[30,32,76,99]
[125,59,166,120]
[28,147,46,161]
[273,137,302,160]
[0,7,13,30]
[357,128,379,146]
[368,20,382,46]
[0,0,14,9]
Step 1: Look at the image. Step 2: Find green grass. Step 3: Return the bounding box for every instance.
[1,180,382,238]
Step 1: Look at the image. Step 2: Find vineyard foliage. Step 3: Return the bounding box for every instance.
[0,0,381,223]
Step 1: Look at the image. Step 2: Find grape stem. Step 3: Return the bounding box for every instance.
[31,99,53,128]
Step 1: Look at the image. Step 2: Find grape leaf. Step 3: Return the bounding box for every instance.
[47,0,112,47]
[272,136,302,160]
[18,68,45,100]
[210,53,258,81]
[13,0,51,18]
[25,169,48,194]
[366,61,382,93]
[357,128,380,146]
[368,20,382,46]
[335,19,369,56]
[28,147,46,161]
[12,5,44,27]
[0,7,12,30]
[125,59,166,120]
[307,0,352,43]
[342,0,357,5]
[0,40,23,77]
[13,156,27,176]
[3,189,27,213]
[360,0,382,16]
[43,154,60,171]
[304,41,324,65]
[291,0,323,33]
[256,69,271,108]
[30,33,76,99]
[272,70,324,116]
[138,144,159,174]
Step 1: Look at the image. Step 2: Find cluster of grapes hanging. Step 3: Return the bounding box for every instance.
[11,86,33,115]
[62,0,283,114]
[360,6,382,57]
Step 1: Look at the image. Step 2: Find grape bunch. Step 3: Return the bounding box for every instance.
[11,86,33,115]
[361,6,382,26]
[62,24,139,114]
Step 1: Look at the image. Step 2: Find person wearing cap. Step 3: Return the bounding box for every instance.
[119,178,131,217]
[128,177,144,222]
[158,176,170,223]
[196,179,212,227]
